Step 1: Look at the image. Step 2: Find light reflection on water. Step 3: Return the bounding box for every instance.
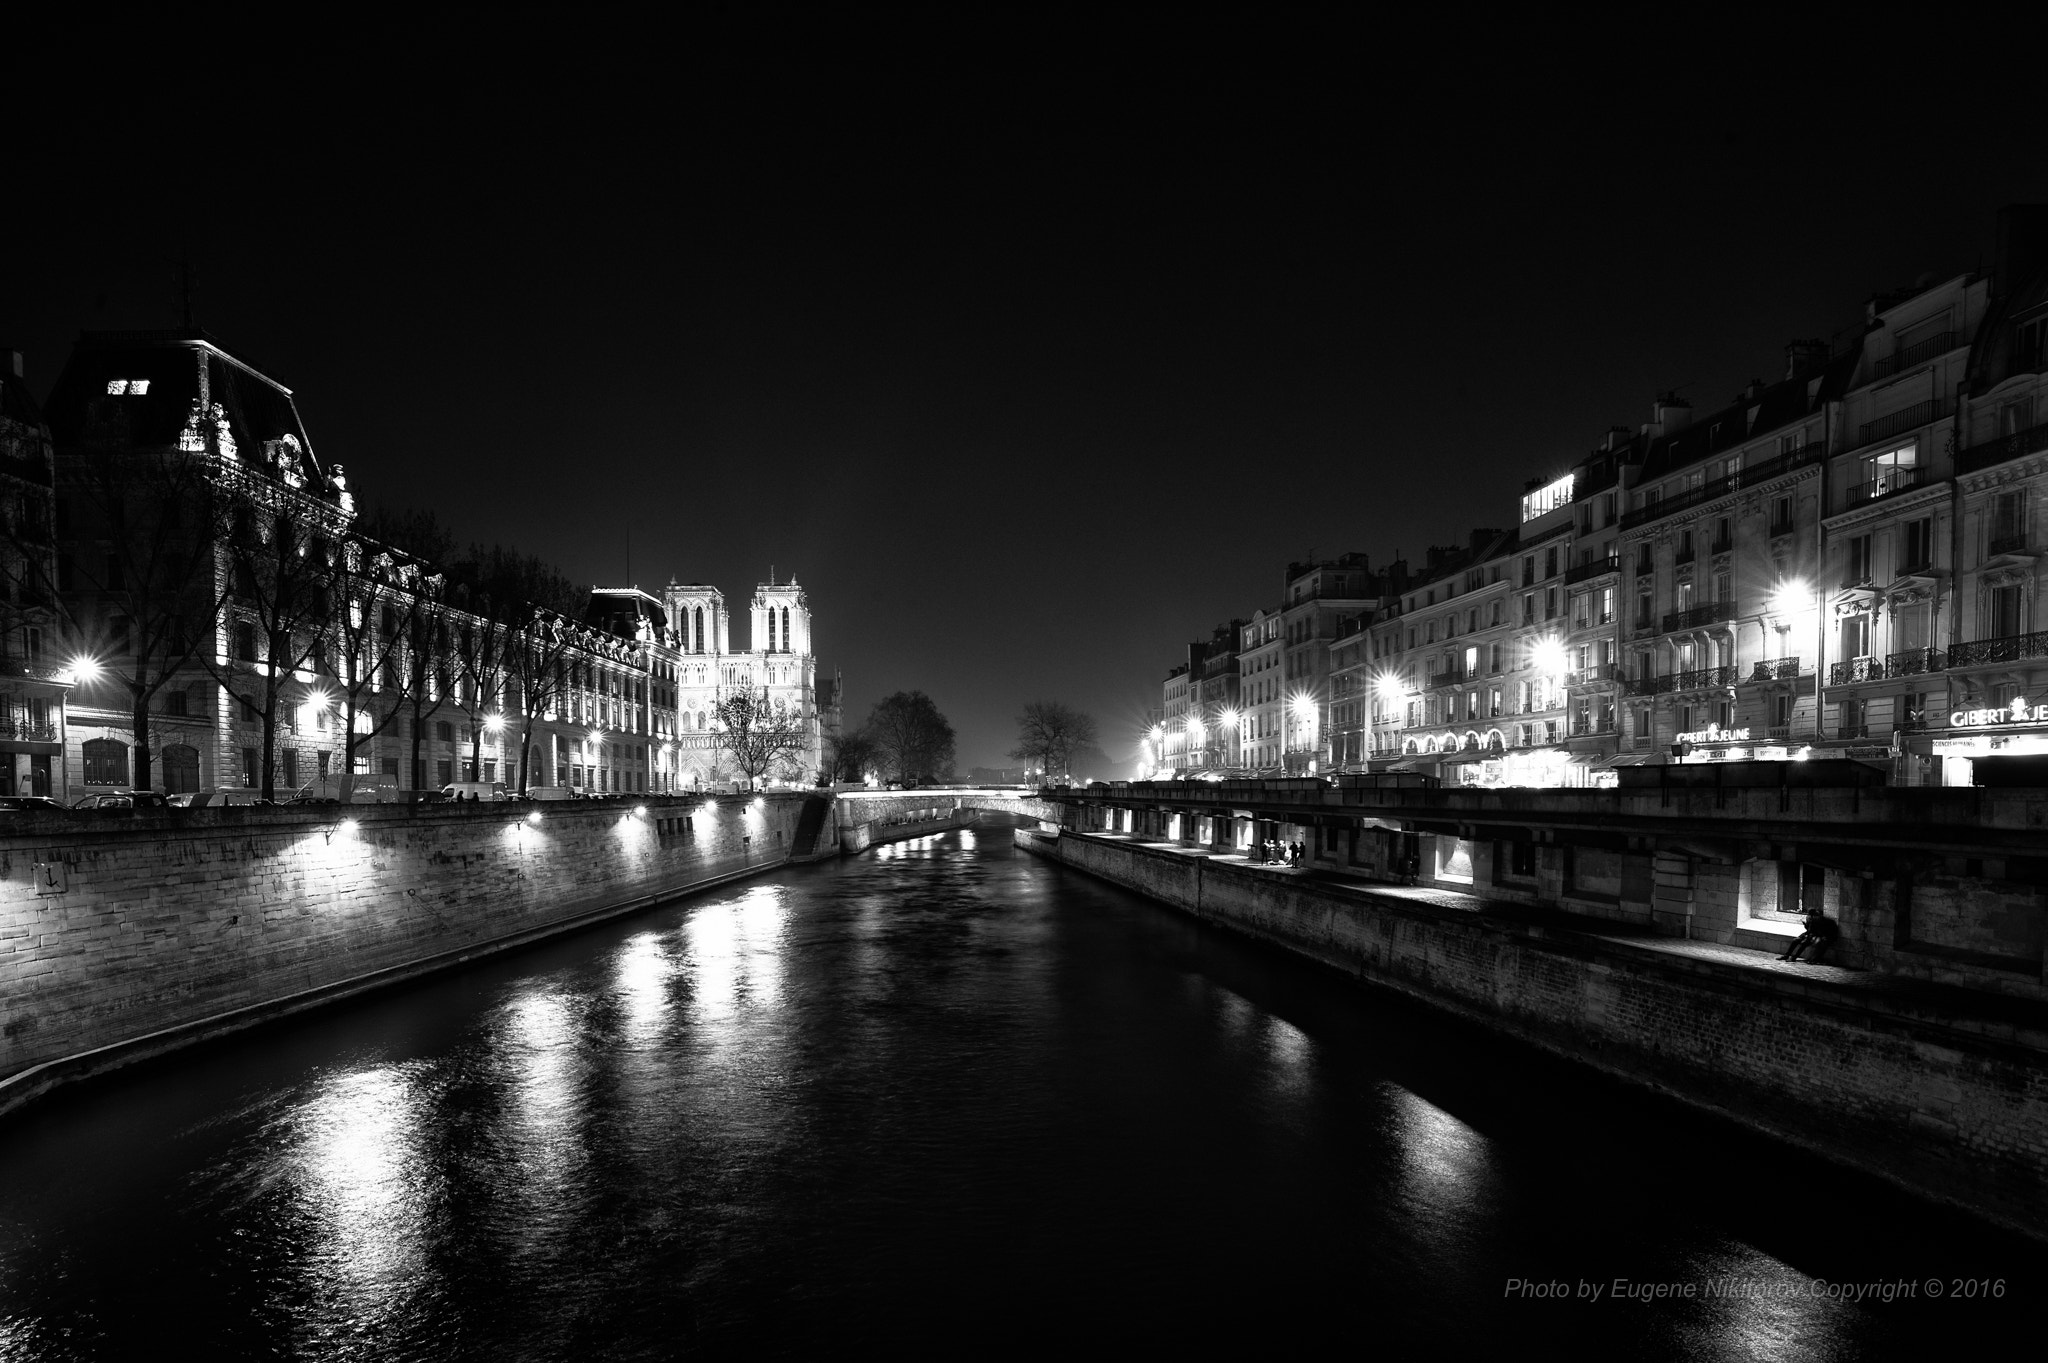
[289,1065,432,1330]
[0,828,2032,1360]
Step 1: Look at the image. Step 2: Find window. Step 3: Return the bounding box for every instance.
[241,747,260,788]
[1544,547,1558,578]
[438,759,455,785]
[281,750,298,789]
[1597,587,1614,624]
[1845,534,1872,584]
[1989,584,2023,639]
[2017,319,2048,375]
[1901,517,1933,572]
[1990,492,2025,551]
[104,378,151,396]
[435,720,455,742]
[1772,495,1794,534]
[82,738,129,786]
[162,744,199,794]
[1864,441,1918,498]
[240,697,259,724]
[234,622,258,662]
[164,690,188,718]
[2000,397,2035,437]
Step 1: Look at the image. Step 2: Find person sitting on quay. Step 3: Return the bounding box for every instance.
[1780,908,1840,964]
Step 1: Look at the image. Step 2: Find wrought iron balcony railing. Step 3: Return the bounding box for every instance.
[1673,665,1738,691]
[0,721,59,742]
[1621,674,1674,697]
[1662,601,1737,632]
[1858,397,1952,448]
[1748,657,1802,682]
[1567,662,1617,687]
[1617,444,1825,530]
[1864,330,1964,383]
[1845,465,1925,504]
[1949,631,2048,668]
[1959,418,2048,475]
[1564,555,1620,585]
[1837,723,1870,740]
[1886,647,1946,677]
[1769,517,1798,538]
[1828,656,1886,686]
[1988,532,2030,557]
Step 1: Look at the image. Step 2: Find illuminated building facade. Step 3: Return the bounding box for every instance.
[1238,609,1283,773]
[0,352,69,800]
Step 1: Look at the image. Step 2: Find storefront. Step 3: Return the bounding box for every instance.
[1444,746,1616,790]
[1925,700,2048,785]
[1669,722,1809,767]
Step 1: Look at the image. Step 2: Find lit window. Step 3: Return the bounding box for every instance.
[105,379,150,396]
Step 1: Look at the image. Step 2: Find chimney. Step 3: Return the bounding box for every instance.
[1784,339,1828,380]
[1741,378,1766,402]
[1644,392,1692,438]
[1993,203,2048,300]
[1599,425,1630,453]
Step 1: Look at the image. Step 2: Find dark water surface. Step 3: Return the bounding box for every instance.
[0,828,2037,1359]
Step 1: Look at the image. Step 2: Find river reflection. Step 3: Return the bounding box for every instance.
[0,828,2037,1360]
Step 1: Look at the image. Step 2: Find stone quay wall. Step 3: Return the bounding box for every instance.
[1019,828,2048,1239]
[0,793,816,1111]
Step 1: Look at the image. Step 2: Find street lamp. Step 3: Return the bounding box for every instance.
[63,655,103,686]
[1219,708,1241,769]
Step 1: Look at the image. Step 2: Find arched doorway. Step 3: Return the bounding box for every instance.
[162,744,200,794]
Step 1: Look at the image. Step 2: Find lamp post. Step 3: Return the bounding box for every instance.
[1219,708,1241,771]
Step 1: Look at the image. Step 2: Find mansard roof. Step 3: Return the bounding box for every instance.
[586,585,670,638]
[43,330,328,493]
[1632,348,1859,485]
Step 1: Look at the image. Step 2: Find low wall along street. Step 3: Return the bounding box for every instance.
[1018,827,2048,1239]
[0,793,826,1114]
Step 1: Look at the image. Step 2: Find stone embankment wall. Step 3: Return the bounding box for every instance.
[0,794,815,1109]
[1020,828,2048,1239]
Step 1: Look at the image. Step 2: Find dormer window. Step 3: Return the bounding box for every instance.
[105,379,150,396]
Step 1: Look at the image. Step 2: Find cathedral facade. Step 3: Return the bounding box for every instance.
[648,576,827,789]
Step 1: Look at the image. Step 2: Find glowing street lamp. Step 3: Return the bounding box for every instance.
[484,712,505,735]
[63,655,103,686]
[1530,636,1570,678]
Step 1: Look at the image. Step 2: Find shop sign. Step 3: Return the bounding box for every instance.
[1950,698,2048,729]
[1675,724,1751,745]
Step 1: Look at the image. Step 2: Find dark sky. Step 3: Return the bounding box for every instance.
[8,68,2044,771]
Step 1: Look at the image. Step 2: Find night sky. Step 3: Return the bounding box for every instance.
[8,68,2045,772]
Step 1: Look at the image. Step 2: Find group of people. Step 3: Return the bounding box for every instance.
[1253,839,1303,866]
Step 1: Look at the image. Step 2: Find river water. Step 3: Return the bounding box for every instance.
[0,827,2036,1359]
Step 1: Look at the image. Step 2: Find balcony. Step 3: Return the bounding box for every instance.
[1748,657,1802,682]
[1709,536,1733,556]
[1633,557,1655,578]
[1886,647,1947,677]
[1673,665,1738,691]
[1567,663,1617,687]
[1569,719,1617,737]
[1672,546,1696,566]
[1769,517,1798,538]
[1988,532,2031,558]
[1662,601,1737,632]
[1828,656,1886,686]
[0,720,59,743]
[1617,444,1825,530]
[1959,418,2048,475]
[1425,665,1470,689]
[1858,397,1952,448]
[1837,723,1870,740]
[1563,555,1619,585]
[1621,674,1675,697]
[1767,724,1793,740]
[1949,631,2048,668]
[1845,465,1924,504]
[1864,330,1964,383]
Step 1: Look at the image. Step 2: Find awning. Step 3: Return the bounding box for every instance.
[1601,752,1659,767]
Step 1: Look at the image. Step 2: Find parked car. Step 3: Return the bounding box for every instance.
[525,785,582,801]
[292,773,402,805]
[69,791,173,812]
[169,790,275,809]
[0,795,65,815]
[441,781,509,802]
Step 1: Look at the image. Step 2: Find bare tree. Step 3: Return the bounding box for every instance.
[204,489,343,801]
[824,727,878,783]
[328,538,443,799]
[710,687,807,791]
[468,551,586,793]
[1010,700,1099,784]
[9,432,228,791]
[866,690,956,784]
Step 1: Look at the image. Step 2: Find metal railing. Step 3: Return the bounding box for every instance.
[1673,547,1696,566]
[1886,647,1947,677]
[1662,601,1737,632]
[0,721,59,742]
[1767,724,1793,740]
[1949,631,2048,668]
[1837,723,1869,740]
[1845,465,1924,504]
[1828,656,1885,686]
[1769,517,1797,538]
[1989,532,2029,557]
[1563,555,1619,585]
[1858,397,1952,448]
[1959,418,2048,475]
[1674,665,1738,691]
[1569,719,1616,737]
[1567,662,1617,686]
[1617,444,1825,530]
[1709,537,1733,556]
[1748,658,1802,682]
[1864,330,1964,383]
[1621,674,1674,697]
